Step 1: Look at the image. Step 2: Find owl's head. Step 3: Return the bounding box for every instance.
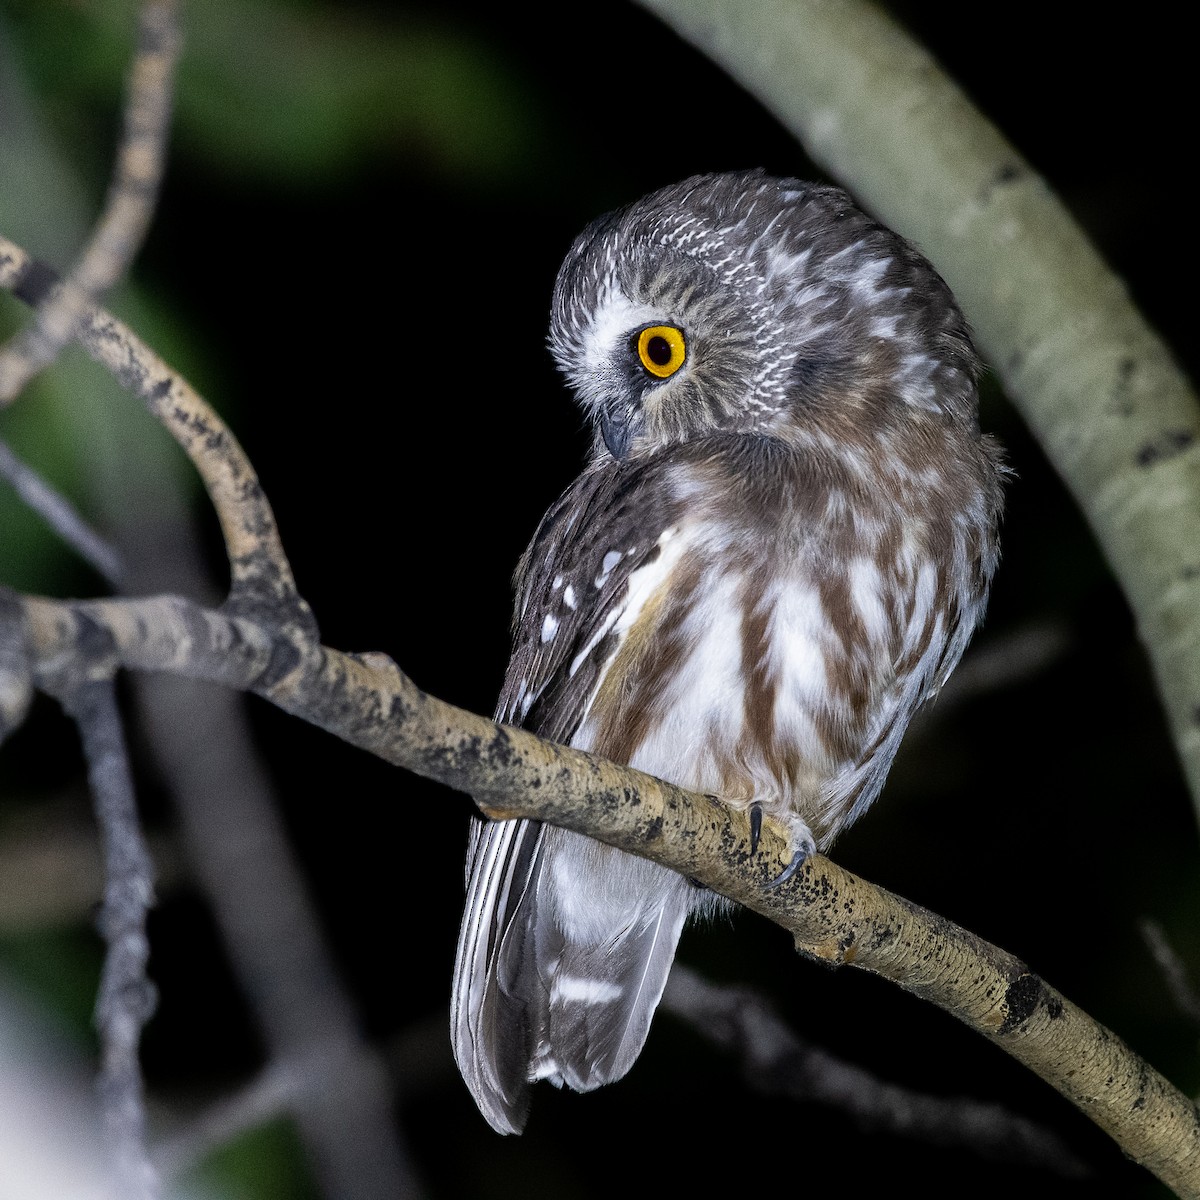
[548,170,980,462]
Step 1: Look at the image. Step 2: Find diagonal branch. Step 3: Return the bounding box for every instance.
[126,526,427,1200]
[661,963,1091,1177]
[13,586,1200,1196]
[0,437,124,586]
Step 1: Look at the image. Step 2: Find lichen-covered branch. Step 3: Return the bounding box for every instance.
[0,235,311,632]
[10,585,1200,1195]
[126,521,428,1200]
[633,0,1200,821]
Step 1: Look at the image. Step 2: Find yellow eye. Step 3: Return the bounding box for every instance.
[635,325,687,379]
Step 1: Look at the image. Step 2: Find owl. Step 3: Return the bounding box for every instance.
[451,170,1004,1134]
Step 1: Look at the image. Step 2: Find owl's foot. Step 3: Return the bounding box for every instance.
[749,804,815,888]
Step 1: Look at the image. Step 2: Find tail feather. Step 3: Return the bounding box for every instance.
[451,820,693,1132]
[451,817,544,1133]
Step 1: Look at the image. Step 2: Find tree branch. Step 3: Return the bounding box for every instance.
[10,582,1200,1195]
[50,677,158,1200]
[0,234,312,631]
[127,527,427,1200]
[0,437,124,586]
[633,0,1200,823]
[662,963,1091,1177]
[0,0,180,405]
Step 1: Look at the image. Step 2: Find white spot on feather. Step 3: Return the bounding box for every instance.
[551,976,623,1005]
[594,549,624,589]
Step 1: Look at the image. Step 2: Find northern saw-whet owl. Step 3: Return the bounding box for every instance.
[452,170,1005,1134]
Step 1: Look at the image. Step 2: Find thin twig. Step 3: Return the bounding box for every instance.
[56,677,159,1200]
[153,1064,298,1182]
[663,963,1091,1176]
[0,0,180,405]
[0,438,124,586]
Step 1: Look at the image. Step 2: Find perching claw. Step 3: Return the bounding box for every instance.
[765,846,810,889]
[755,809,816,889]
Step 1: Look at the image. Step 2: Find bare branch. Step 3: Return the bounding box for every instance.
[662,963,1091,1177]
[0,0,180,405]
[633,0,1200,826]
[0,237,312,631]
[0,437,124,586]
[153,1065,298,1183]
[52,677,158,1200]
[14,587,1200,1194]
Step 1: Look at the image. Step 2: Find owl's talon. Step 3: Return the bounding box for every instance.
[762,815,815,888]
[765,846,809,889]
[748,803,763,857]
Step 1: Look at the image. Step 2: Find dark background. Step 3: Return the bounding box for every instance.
[1,2,1197,1197]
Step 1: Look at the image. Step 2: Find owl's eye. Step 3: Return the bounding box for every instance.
[635,325,687,379]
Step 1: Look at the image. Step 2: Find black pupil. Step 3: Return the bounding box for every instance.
[646,334,673,367]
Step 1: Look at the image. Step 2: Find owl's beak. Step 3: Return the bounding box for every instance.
[600,405,637,460]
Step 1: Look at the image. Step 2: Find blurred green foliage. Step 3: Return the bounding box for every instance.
[3,0,543,188]
[182,1119,320,1200]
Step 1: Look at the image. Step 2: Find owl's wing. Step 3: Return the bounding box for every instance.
[452,458,686,1134]
[497,459,681,737]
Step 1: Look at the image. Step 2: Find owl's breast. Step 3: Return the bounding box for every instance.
[569,433,980,845]
[569,509,879,838]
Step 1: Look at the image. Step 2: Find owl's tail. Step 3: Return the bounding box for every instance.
[451,816,693,1134]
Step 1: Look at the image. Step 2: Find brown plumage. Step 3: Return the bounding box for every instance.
[452,170,1005,1133]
